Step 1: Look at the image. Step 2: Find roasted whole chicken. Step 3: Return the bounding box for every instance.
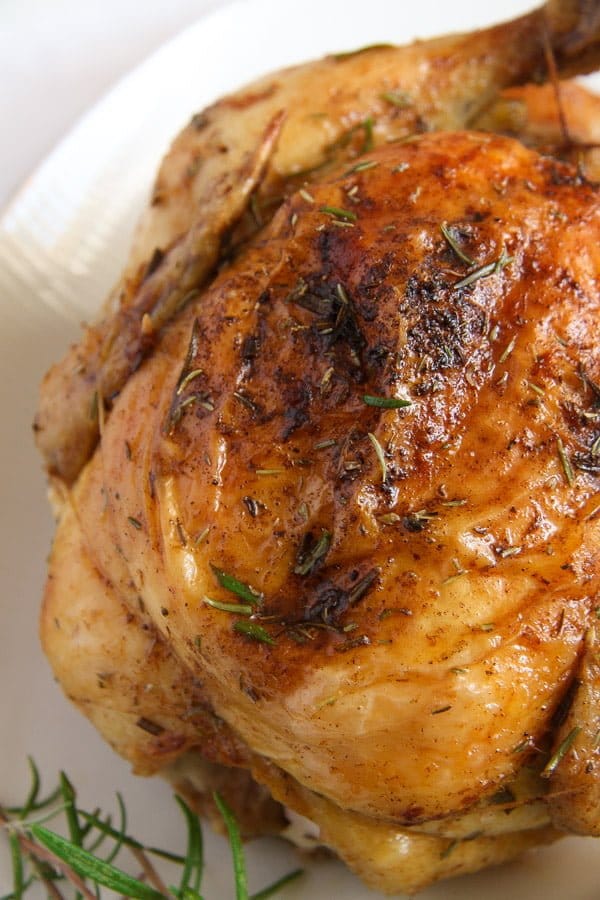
[36,0,600,893]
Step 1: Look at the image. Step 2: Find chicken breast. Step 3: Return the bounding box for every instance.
[37,0,600,894]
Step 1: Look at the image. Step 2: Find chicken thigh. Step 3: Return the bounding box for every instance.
[37,1,600,894]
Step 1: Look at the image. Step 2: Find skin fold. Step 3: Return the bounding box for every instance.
[37,1,600,894]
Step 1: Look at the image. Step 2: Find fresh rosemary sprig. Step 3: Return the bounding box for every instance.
[1,759,301,899]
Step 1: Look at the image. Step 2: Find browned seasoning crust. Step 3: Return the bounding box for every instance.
[34,0,600,487]
[37,2,600,894]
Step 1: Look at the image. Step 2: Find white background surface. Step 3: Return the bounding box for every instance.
[2,1,600,898]
[0,0,225,210]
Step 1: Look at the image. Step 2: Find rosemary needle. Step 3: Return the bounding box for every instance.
[29,826,164,900]
[1,760,302,899]
[368,432,387,483]
[213,793,248,900]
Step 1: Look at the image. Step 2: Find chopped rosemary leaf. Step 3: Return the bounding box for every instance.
[348,568,379,605]
[381,90,412,108]
[431,705,452,715]
[336,282,350,303]
[453,246,513,290]
[233,620,276,646]
[526,380,545,397]
[540,726,581,778]
[378,512,402,525]
[498,335,517,364]
[441,570,466,586]
[210,565,263,604]
[361,117,375,153]
[557,437,575,487]
[233,391,259,413]
[363,394,411,409]
[345,159,379,175]
[203,596,253,616]
[298,501,310,522]
[368,432,387,483]
[294,529,332,576]
[176,368,204,396]
[299,188,315,203]
[499,546,521,559]
[127,516,142,530]
[441,499,467,507]
[194,526,210,545]
[314,438,337,450]
[440,222,475,267]
[320,205,358,222]
[255,468,284,476]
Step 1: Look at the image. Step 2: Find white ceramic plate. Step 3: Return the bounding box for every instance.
[1,0,599,897]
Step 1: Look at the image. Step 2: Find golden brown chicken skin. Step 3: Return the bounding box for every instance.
[36,0,600,893]
[40,128,600,891]
[34,0,600,486]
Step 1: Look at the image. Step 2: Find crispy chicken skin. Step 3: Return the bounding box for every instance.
[37,1,600,894]
[35,0,600,485]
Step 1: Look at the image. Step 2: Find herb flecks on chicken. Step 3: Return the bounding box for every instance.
[36,1,600,895]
